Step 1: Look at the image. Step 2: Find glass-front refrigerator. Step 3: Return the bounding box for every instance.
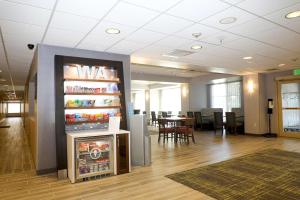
[75,136,114,180]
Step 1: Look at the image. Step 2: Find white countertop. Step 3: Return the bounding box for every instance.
[66,129,130,138]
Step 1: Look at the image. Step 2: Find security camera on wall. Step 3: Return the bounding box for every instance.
[27,44,35,50]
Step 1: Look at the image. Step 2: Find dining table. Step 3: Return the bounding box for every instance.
[163,116,194,143]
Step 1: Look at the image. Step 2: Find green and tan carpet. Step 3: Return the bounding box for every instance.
[166,149,300,200]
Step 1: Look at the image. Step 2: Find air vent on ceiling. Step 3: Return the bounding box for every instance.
[164,49,195,57]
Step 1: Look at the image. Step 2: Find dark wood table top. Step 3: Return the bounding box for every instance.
[163,117,194,121]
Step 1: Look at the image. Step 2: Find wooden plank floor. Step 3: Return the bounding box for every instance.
[0,118,34,175]
[1,121,300,200]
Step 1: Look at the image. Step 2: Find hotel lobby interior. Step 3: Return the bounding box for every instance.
[0,0,300,199]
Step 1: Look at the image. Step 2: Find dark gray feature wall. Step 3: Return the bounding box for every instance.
[35,44,131,172]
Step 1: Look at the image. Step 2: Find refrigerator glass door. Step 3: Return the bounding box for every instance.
[75,136,113,179]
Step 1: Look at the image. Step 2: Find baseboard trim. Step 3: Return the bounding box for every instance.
[36,168,57,175]
[244,133,266,137]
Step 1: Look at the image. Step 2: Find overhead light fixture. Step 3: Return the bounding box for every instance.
[219,17,237,24]
[191,45,202,50]
[243,56,253,60]
[105,28,120,34]
[162,54,178,59]
[278,63,286,67]
[192,32,202,38]
[285,11,300,19]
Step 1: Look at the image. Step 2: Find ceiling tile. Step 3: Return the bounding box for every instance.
[175,23,220,40]
[237,0,300,16]
[155,35,192,48]
[0,1,51,26]
[264,3,300,32]
[107,40,147,55]
[224,38,298,60]
[221,0,245,4]
[144,14,193,34]
[78,33,120,51]
[125,29,166,45]
[0,19,44,42]
[78,20,137,50]
[249,27,300,52]
[123,0,181,12]
[104,2,159,27]
[50,11,98,32]
[227,18,276,37]
[200,7,257,30]
[167,0,230,22]
[201,31,241,45]
[6,0,56,9]
[44,28,86,48]
[132,44,173,58]
[56,0,118,19]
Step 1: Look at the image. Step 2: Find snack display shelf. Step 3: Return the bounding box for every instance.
[64,92,121,96]
[65,106,121,109]
[64,78,120,83]
[65,120,109,125]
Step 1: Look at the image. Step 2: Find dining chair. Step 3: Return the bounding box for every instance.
[226,112,240,135]
[162,111,168,118]
[167,111,172,117]
[133,109,140,114]
[158,118,174,143]
[194,111,202,130]
[151,111,158,126]
[177,118,195,144]
[187,111,194,118]
[213,112,224,135]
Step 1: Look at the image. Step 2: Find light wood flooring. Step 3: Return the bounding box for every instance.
[0,118,34,174]
[1,120,300,200]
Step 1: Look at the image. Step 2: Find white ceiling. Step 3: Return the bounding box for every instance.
[0,0,300,86]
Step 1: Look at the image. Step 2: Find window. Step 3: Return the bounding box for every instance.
[7,102,21,114]
[210,81,241,113]
[160,87,181,113]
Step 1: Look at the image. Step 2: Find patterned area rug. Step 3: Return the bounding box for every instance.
[166,149,300,200]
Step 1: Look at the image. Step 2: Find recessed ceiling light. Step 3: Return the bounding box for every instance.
[285,11,300,19]
[192,32,202,38]
[243,56,253,60]
[105,28,120,34]
[278,63,286,67]
[191,45,202,50]
[219,17,237,24]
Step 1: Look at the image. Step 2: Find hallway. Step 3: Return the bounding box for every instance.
[0,118,34,174]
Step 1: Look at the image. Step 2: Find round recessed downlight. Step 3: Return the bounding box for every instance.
[278,63,286,67]
[192,32,202,38]
[191,45,202,50]
[105,28,120,34]
[285,11,300,19]
[219,17,237,24]
[243,56,253,60]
